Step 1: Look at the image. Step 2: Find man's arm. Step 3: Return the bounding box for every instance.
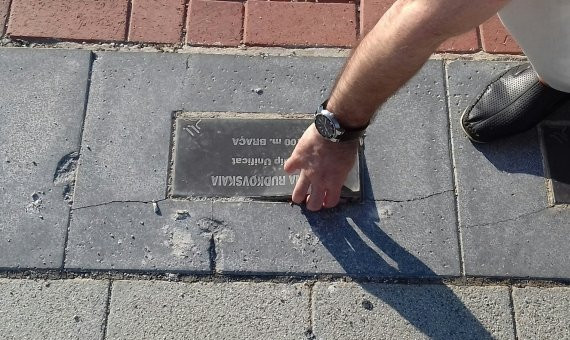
[285,0,511,211]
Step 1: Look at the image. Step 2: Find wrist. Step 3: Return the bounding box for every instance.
[315,99,368,143]
[326,97,371,130]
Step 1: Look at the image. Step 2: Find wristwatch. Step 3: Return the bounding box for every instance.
[314,100,368,142]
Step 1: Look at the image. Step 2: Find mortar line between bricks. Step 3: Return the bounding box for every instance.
[239,0,245,45]
[443,60,466,277]
[100,280,113,340]
[354,0,361,40]
[124,0,133,41]
[508,286,520,340]
[475,26,483,51]
[181,0,191,44]
[3,0,13,35]
[61,52,96,271]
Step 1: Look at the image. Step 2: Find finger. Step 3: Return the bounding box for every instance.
[306,185,326,211]
[323,186,342,209]
[283,156,299,174]
[291,172,311,204]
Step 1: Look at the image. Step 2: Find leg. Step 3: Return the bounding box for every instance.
[499,0,570,92]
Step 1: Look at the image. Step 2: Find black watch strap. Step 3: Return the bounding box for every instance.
[320,100,368,142]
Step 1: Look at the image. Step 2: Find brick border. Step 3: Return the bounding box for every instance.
[1,0,523,54]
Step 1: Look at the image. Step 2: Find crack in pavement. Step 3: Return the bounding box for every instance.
[464,206,554,228]
[71,198,168,211]
[376,189,454,203]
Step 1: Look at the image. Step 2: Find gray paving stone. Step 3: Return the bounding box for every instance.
[0,48,90,269]
[0,279,108,340]
[73,52,189,208]
[66,200,212,272]
[106,280,310,339]
[313,282,514,339]
[513,286,570,340]
[213,195,459,277]
[364,60,454,201]
[447,61,570,279]
[446,60,548,226]
[181,54,343,113]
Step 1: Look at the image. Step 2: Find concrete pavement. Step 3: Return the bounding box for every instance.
[1,46,569,338]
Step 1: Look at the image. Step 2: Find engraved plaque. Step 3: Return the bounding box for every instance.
[172,115,360,199]
[542,125,570,204]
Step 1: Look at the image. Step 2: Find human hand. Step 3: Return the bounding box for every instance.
[284,124,359,211]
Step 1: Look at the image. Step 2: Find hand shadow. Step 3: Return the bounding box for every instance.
[301,155,495,339]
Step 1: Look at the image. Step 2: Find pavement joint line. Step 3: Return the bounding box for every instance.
[537,125,557,206]
[0,39,529,61]
[2,270,570,287]
[101,280,113,340]
[443,60,466,277]
[61,51,96,270]
[374,189,454,203]
[306,281,316,340]
[508,285,520,340]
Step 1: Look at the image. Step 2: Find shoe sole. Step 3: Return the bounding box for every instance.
[460,107,487,144]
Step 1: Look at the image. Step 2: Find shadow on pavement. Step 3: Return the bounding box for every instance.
[476,107,570,181]
[302,156,493,339]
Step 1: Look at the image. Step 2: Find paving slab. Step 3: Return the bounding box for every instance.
[364,60,454,201]
[0,279,108,340]
[106,280,310,339]
[513,286,570,340]
[446,61,570,278]
[313,282,514,339]
[66,200,212,272]
[213,195,459,277]
[73,52,189,208]
[0,48,90,269]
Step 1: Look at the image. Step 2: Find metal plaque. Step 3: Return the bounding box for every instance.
[542,125,570,204]
[171,116,360,199]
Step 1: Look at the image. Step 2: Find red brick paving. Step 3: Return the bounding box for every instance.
[437,30,480,53]
[359,0,393,35]
[0,0,10,36]
[186,0,243,47]
[480,15,522,54]
[360,0,480,53]
[129,0,185,44]
[8,0,128,41]
[244,2,356,47]
[1,0,523,55]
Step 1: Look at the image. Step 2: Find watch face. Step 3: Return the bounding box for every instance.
[315,114,336,139]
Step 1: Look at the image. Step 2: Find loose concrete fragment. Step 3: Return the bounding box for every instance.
[152,200,161,215]
[173,209,190,220]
